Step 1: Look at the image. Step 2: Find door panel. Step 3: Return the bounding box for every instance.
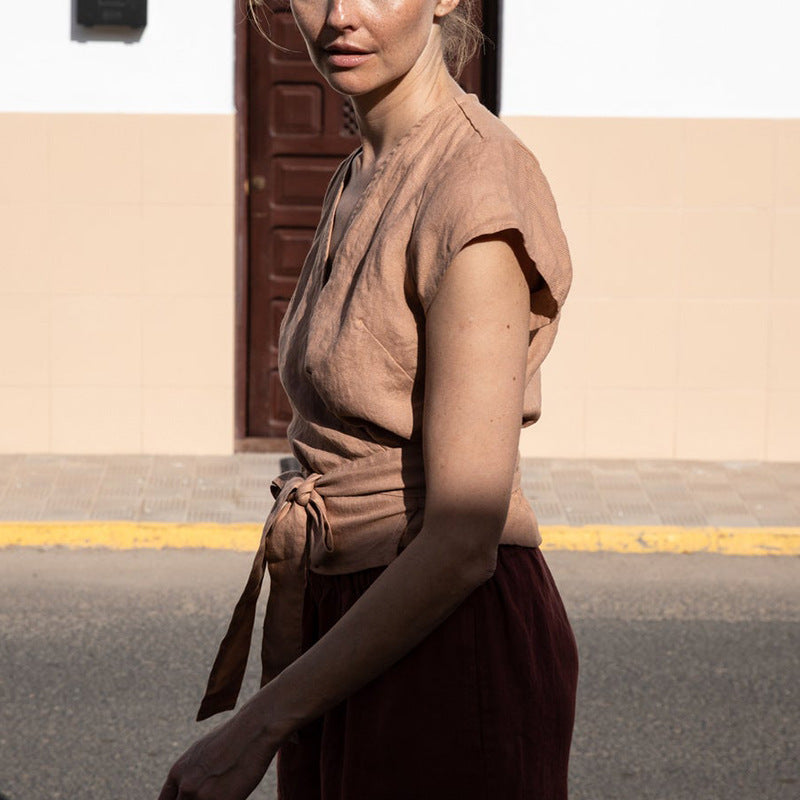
[243,1,499,442]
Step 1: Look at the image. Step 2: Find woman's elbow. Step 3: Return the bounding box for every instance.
[469,543,499,585]
[423,509,504,587]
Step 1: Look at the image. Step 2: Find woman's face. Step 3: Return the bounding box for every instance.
[290,0,457,97]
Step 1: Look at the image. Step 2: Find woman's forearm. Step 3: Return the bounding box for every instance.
[244,518,498,742]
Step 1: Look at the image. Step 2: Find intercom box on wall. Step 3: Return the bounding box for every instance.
[77,0,147,28]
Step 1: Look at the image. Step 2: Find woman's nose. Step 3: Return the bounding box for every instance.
[326,0,359,31]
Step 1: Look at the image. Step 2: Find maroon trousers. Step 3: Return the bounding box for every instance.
[277,545,579,800]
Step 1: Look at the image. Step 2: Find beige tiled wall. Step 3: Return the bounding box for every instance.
[0,113,235,454]
[1,112,798,460]
[506,116,800,461]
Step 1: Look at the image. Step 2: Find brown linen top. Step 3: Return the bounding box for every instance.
[196,93,573,721]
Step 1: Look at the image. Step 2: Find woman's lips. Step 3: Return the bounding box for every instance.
[324,46,373,68]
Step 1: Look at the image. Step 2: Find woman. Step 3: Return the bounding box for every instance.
[158,1,578,798]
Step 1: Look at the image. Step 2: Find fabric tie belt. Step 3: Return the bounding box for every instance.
[196,470,328,721]
[195,447,426,722]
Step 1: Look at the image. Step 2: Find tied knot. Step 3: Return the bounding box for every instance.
[291,474,321,508]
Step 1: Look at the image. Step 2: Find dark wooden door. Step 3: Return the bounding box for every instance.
[239,1,500,446]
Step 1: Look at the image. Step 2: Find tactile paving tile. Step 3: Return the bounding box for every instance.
[524,487,561,501]
[551,468,597,486]
[529,500,566,524]
[52,476,104,499]
[98,475,147,496]
[45,487,95,505]
[233,497,270,517]
[638,471,686,488]
[42,488,94,519]
[0,472,13,496]
[593,458,643,470]
[194,456,238,477]
[607,509,663,524]
[103,454,155,470]
[727,465,780,481]
[520,459,555,473]
[554,487,605,506]
[594,474,643,491]
[685,484,736,503]
[0,499,47,520]
[644,488,695,504]
[89,500,143,520]
[658,509,710,526]
[139,496,189,522]
[648,498,700,521]
[521,478,556,494]
[8,472,57,493]
[749,503,800,525]
[232,490,274,507]
[604,496,658,516]
[5,483,52,502]
[738,493,791,510]
[229,507,269,524]
[142,485,193,503]
[730,485,784,504]
[692,482,744,497]
[187,508,234,524]
[693,482,745,498]
[768,468,800,493]
[192,487,237,503]
[149,458,195,478]
[146,473,194,490]
[697,497,750,515]
[684,473,733,490]
[236,474,273,493]
[704,512,760,526]
[41,508,92,521]
[21,454,63,466]
[565,509,611,525]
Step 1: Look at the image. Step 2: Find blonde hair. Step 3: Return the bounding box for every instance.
[439,0,484,77]
[246,0,484,78]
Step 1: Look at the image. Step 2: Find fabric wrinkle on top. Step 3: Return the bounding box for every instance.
[196,93,573,722]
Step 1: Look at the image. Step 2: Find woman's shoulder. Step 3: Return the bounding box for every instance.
[453,95,530,146]
[410,96,572,317]
[420,95,549,207]
[439,95,543,175]
[417,96,558,223]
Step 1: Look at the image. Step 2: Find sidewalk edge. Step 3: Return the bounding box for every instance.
[0,522,798,556]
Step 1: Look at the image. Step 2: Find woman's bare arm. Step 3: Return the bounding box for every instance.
[255,230,533,739]
[158,231,533,798]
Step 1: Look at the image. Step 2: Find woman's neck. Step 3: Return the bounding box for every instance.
[350,47,465,170]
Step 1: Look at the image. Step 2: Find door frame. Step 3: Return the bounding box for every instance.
[233,0,503,452]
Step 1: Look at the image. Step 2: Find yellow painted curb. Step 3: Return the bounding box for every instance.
[0,521,798,556]
[540,525,800,556]
[0,521,264,552]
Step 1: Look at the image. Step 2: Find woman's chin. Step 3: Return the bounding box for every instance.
[317,61,400,101]
[323,73,377,98]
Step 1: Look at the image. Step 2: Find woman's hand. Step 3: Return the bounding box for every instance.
[156,701,281,800]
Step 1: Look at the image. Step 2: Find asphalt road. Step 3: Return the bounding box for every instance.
[0,548,797,800]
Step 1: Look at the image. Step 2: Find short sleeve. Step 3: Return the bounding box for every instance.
[409,137,572,330]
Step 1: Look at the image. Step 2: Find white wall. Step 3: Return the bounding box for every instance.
[9,1,798,118]
[501,0,800,118]
[0,1,234,114]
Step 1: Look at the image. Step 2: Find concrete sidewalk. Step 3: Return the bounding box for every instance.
[1,453,799,554]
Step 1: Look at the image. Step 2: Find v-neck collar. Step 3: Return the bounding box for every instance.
[321,147,362,284]
[318,93,478,290]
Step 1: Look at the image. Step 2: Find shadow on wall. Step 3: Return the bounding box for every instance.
[70,0,145,44]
